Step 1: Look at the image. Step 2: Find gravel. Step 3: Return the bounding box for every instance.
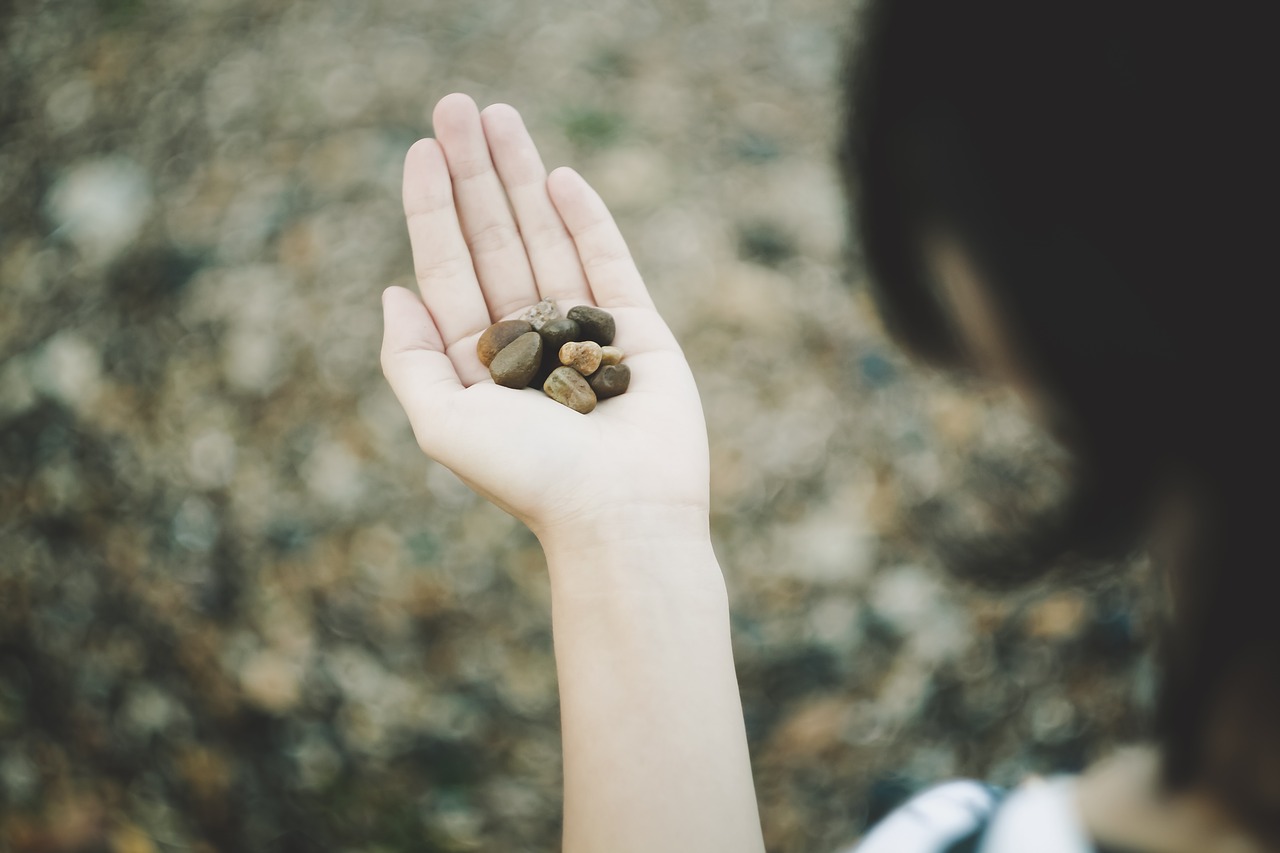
[0,1,1154,850]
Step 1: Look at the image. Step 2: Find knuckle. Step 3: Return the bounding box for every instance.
[465,219,520,257]
[414,254,470,285]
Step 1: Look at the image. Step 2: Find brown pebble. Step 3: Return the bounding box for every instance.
[559,340,603,376]
[566,305,616,346]
[489,331,543,388]
[600,346,624,366]
[587,363,630,399]
[477,319,533,366]
[543,366,597,413]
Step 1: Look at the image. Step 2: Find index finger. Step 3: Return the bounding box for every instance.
[403,138,493,349]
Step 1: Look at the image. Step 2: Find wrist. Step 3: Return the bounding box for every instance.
[535,503,723,600]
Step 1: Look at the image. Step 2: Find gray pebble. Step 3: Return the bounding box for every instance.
[587,363,630,400]
[566,305,616,346]
[538,317,580,352]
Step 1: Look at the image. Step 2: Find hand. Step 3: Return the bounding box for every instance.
[381,94,710,549]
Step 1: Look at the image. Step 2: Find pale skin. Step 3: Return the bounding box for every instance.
[380,93,765,852]
[383,94,1264,852]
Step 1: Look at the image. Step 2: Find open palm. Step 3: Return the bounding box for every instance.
[381,94,710,542]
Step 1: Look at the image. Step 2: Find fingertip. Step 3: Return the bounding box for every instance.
[480,102,521,123]
[546,166,586,202]
[405,135,440,158]
[547,165,580,184]
[479,103,527,144]
[380,286,435,339]
[433,92,480,130]
[402,139,450,216]
[436,91,478,112]
[404,138,444,180]
[382,284,412,307]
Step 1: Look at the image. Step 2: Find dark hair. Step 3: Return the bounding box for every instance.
[841,0,1278,838]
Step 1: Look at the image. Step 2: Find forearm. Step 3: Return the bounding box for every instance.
[385,94,758,851]
[540,509,766,853]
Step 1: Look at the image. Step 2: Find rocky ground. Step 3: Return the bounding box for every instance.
[0,0,1155,850]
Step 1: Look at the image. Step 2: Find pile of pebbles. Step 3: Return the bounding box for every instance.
[478,298,630,414]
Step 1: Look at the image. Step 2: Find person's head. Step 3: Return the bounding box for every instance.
[841,0,1278,836]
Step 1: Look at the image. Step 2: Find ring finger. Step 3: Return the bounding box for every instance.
[481,103,594,309]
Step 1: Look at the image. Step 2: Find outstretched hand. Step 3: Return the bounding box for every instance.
[381,94,710,547]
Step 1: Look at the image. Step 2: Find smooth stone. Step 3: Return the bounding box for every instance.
[543,366,597,414]
[600,346,624,366]
[532,318,583,386]
[531,352,559,388]
[520,297,559,331]
[587,363,630,399]
[559,340,603,376]
[566,305,615,346]
[538,317,580,354]
[477,319,533,366]
[489,331,543,388]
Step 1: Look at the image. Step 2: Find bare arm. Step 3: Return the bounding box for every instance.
[380,93,765,853]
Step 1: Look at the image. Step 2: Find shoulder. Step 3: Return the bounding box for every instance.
[846,777,1092,853]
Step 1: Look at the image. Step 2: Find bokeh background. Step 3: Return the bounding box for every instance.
[1,0,1156,850]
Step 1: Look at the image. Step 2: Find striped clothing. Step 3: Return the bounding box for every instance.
[846,777,1139,853]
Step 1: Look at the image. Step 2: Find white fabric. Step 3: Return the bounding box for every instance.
[849,780,1004,853]
[980,777,1091,853]
[845,776,1093,853]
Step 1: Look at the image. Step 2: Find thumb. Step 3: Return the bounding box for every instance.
[379,285,463,451]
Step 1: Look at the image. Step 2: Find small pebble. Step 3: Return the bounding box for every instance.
[489,331,543,388]
[520,297,559,331]
[588,363,630,399]
[479,302,631,410]
[543,366,597,413]
[477,319,533,366]
[559,340,603,376]
[532,317,583,386]
[538,318,580,353]
[566,305,616,346]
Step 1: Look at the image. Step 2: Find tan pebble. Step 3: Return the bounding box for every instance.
[543,366,597,413]
[477,319,533,366]
[587,363,630,399]
[599,346,624,366]
[489,331,543,388]
[559,340,603,376]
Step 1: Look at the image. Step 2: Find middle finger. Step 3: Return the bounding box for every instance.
[432,93,541,321]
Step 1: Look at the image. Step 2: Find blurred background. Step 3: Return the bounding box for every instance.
[0,0,1156,850]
